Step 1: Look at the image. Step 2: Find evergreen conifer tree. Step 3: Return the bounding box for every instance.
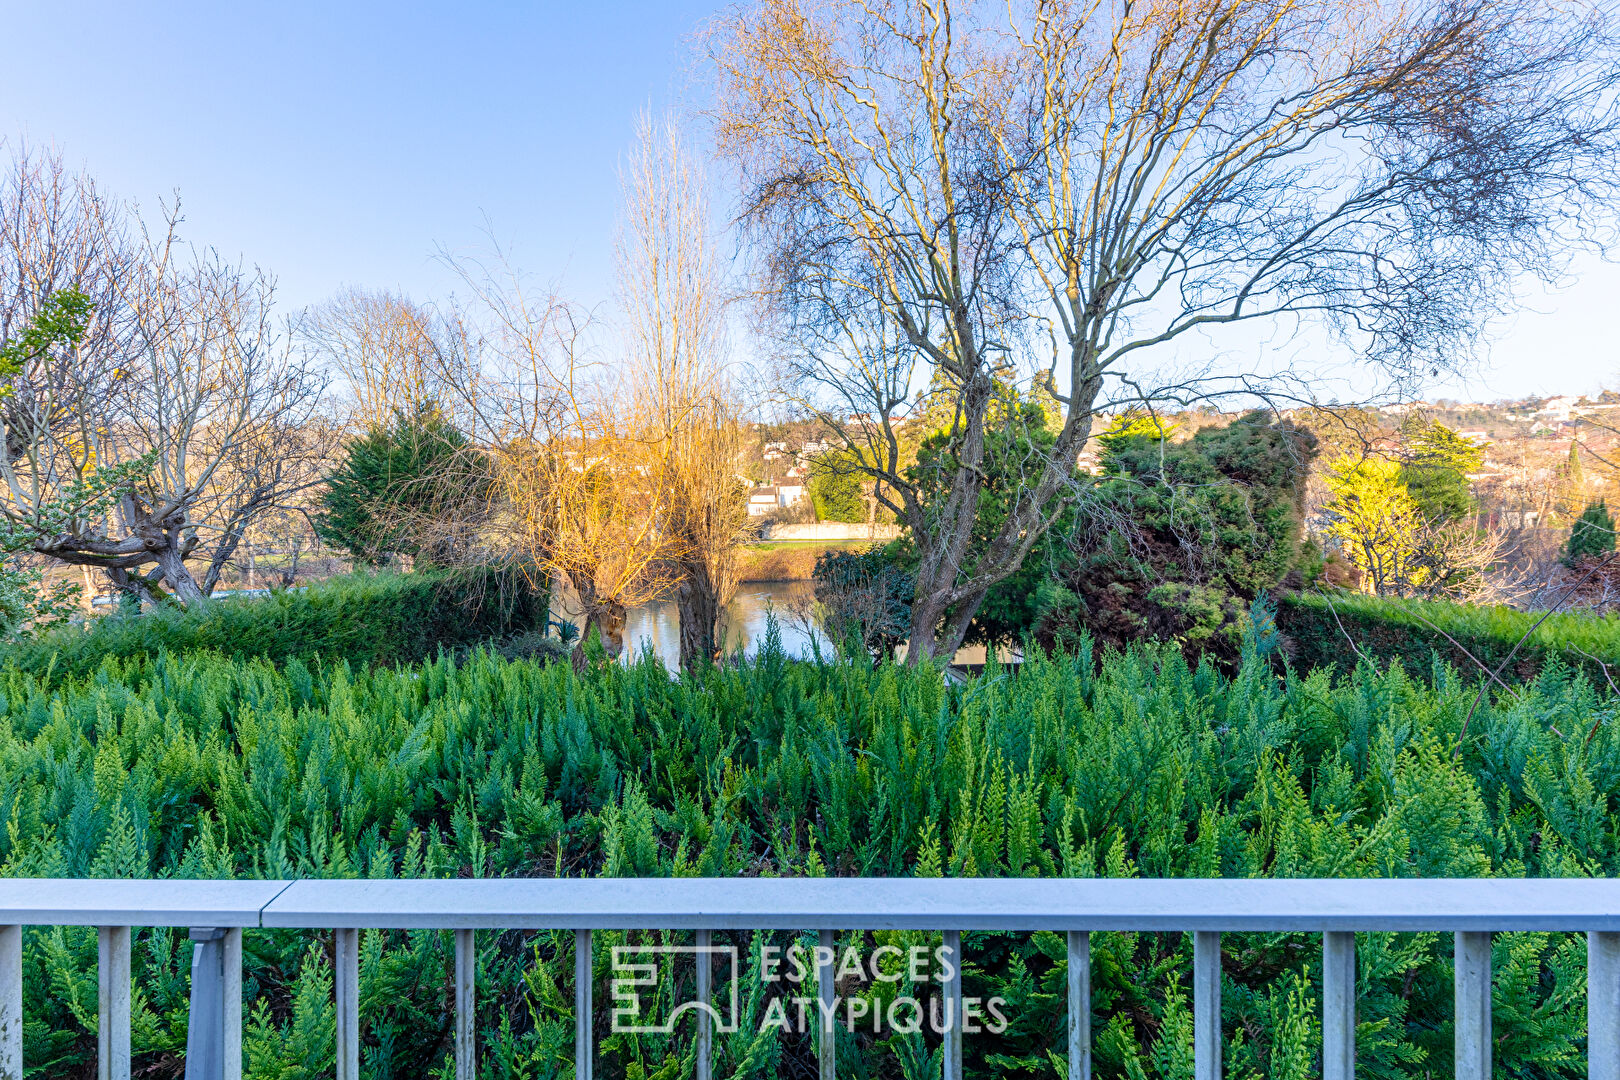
[317,405,489,566]
[1566,499,1615,563]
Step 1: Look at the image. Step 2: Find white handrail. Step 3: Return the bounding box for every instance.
[0,877,1616,1080]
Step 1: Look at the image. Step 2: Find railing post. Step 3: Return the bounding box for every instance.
[942,929,963,1080]
[1193,931,1220,1080]
[575,929,592,1080]
[0,924,19,1080]
[1322,932,1354,1080]
[1590,932,1619,1080]
[334,928,359,1080]
[817,930,836,1080]
[1066,931,1090,1080]
[98,926,131,1080]
[455,929,475,1080]
[1454,931,1491,1080]
[695,930,712,1080]
[224,928,241,1080]
[185,929,226,1080]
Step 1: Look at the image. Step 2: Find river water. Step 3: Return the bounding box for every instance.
[552,580,830,669]
[552,579,996,670]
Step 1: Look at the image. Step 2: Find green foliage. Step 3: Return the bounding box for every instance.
[1095,413,1175,457]
[812,543,915,654]
[0,569,547,681]
[1324,454,1426,595]
[0,288,93,387]
[2,639,1615,1077]
[1038,413,1317,662]
[317,406,489,566]
[1567,500,1615,564]
[1398,420,1481,524]
[809,449,869,523]
[1280,590,1620,683]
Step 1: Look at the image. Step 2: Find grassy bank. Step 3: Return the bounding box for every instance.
[1281,590,1620,684]
[737,539,877,581]
[3,638,1615,1077]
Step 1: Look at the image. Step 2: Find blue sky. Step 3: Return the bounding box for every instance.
[1,2,710,319]
[2,0,1615,402]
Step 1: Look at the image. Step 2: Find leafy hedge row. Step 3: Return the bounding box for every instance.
[2,569,548,680]
[1280,591,1620,685]
[4,633,1618,1078]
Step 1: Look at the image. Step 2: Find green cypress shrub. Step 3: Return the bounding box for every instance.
[317,405,491,566]
[0,638,1613,1078]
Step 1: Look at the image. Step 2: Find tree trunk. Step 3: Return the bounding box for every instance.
[106,567,160,609]
[569,577,628,672]
[676,564,722,671]
[903,591,950,664]
[901,370,1104,667]
[154,536,207,604]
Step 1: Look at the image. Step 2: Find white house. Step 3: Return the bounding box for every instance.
[747,487,781,516]
[746,482,808,516]
[1536,396,1580,422]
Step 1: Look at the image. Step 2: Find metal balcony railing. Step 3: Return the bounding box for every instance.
[2,877,1619,1080]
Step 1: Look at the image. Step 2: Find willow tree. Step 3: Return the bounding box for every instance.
[712,0,1619,662]
[620,112,750,670]
[435,246,679,663]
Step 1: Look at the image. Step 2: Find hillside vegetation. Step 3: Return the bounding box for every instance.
[2,635,1614,1078]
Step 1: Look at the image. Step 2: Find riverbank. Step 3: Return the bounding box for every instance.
[736,538,882,581]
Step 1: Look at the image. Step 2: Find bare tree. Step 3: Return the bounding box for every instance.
[712,0,1620,662]
[190,408,338,594]
[620,111,752,669]
[0,146,329,605]
[300,287,466,429]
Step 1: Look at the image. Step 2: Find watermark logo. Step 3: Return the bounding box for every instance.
[609,941,1008,1036]
[611,943,741,1034]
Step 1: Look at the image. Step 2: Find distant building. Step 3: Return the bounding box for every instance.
[746,482,808,516]
[747,487,781,516]
[1536,396,1580,422]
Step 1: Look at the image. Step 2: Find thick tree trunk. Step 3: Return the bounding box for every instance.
[902,372,993,665]
[106,567,160,609]
[153,536,206,604]
[569,579,628,672]
[676,565,722,672]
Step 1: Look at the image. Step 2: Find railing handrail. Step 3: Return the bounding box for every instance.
[4,876,1620,1080]
[5,875,1620,930]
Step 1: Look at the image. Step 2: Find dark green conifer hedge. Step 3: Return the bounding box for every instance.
[1279,590,1620,684]
[2,569,547,680]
